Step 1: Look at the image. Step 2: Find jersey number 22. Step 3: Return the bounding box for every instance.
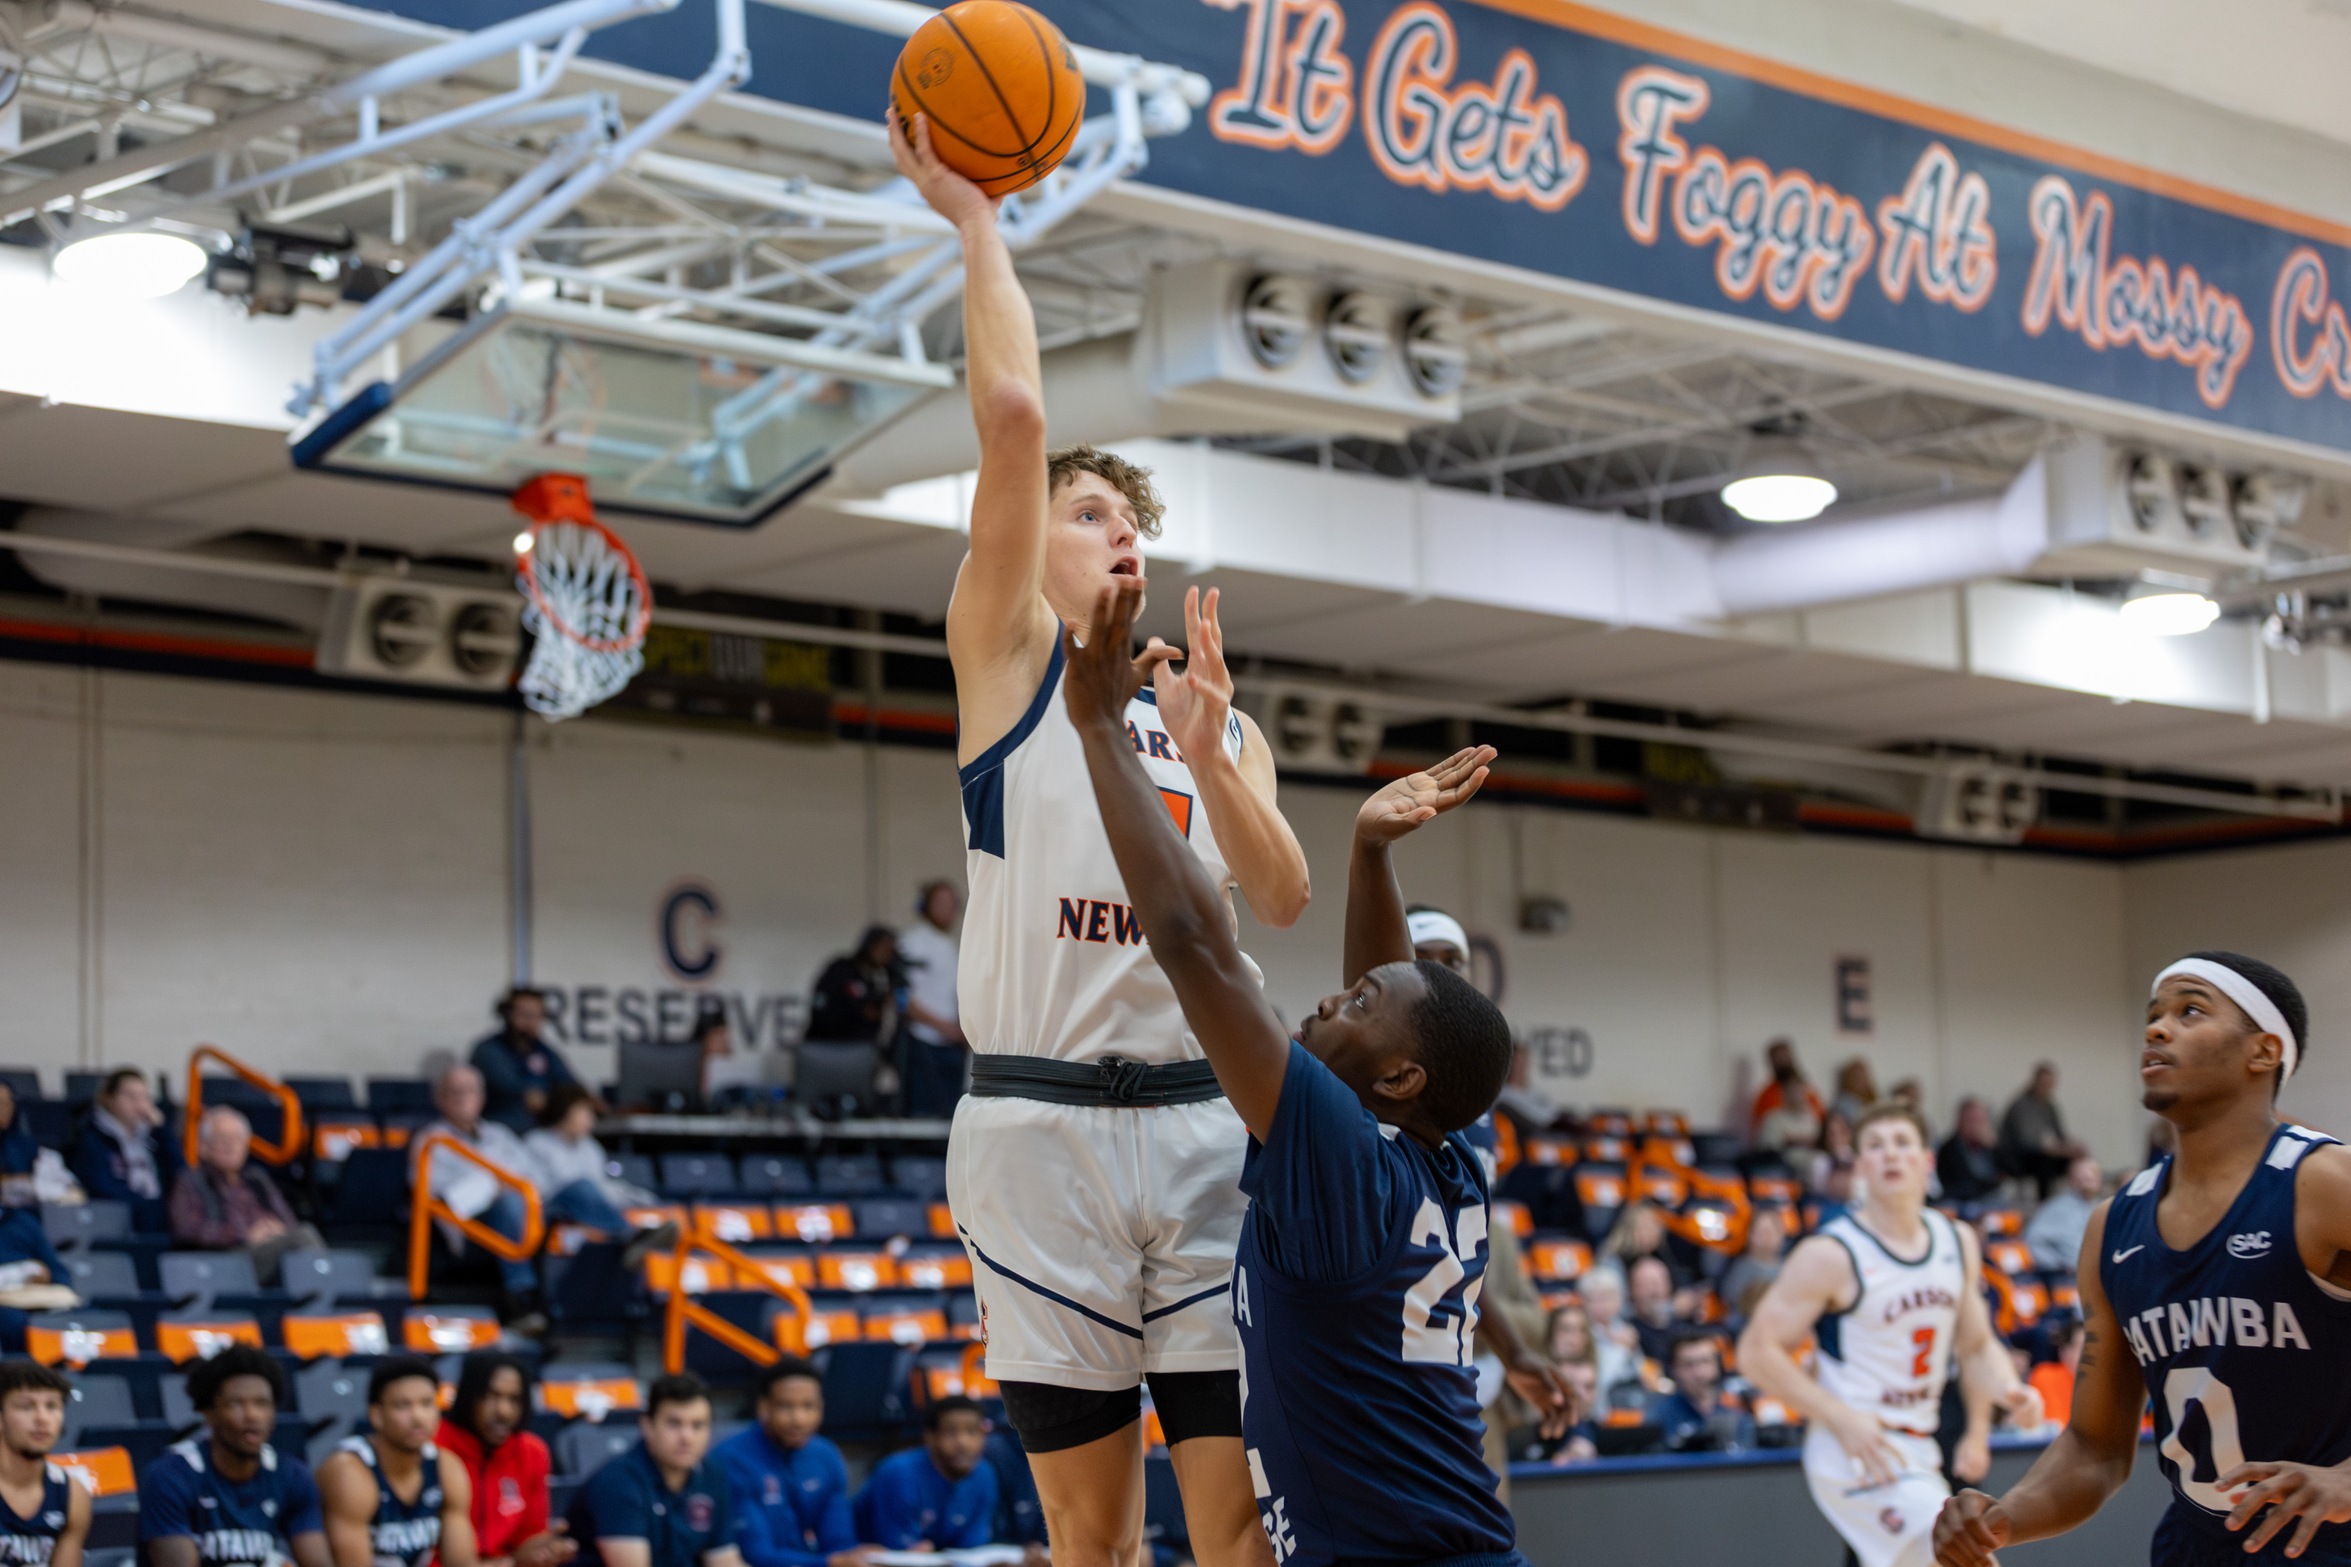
[1402,1200,1487,1365]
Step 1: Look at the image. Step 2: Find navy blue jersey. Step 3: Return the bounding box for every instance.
[0,1466,73,1565]
[2103,1123,2351,1565]
[141,1439,325,1567]
[1233,1043,1519,1567]
[568,1443,734,1567]
[335,1436,443,1567]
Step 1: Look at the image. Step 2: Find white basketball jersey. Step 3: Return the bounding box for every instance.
[957,637,1259,1065]
[1815,1209,1966,1435]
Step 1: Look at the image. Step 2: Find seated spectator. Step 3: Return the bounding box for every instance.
[1541,1360,1600,1466]
[0,1083,36,1177]
[851,1398,997,1552]
[897,881,968,1120]
[1717,1206,1790,1323]
[1750,1038,1824,1152]
[0,1205,78,1350]
[69,1067,181,1232]
[714,1358,863,1567]
[1602,1201,1695,1291]
[1998,1063,2087,1198]
[169,1106,325,1284]
[472,987,585,1134]
[2023,1154,2106,1273]
[1536,1307,1601,1464]
[1936,1097,2003,1208]
[141,1343,327,1567]
[1649,1331,1754,1454]
[2028,1316,2082,1431]
[1575,1265,1645,1406]
[1806,1112,1856,1197]
[416,1066,673,1327]
[1829,1058,1878,1130]
[569,1374,741,1567]
[808,929,901,1046]
[525,1085,660,1212]
[1625,1255,1687,1365]
[438,1353,572,1567]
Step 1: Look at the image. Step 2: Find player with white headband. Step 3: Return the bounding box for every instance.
[1937,950,2351,1567]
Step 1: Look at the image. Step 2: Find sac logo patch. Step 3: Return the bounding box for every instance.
[2228,1231,2273,1259]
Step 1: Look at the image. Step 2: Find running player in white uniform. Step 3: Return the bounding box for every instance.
[889,112,1310,1567]
[1741,1105,2040,1567]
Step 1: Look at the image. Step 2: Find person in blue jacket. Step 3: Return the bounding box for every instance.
[66,1069,181,1233]
[0,1206,74,1352]
[851,1399,996,1552]
[568,1374,740,1567]
[712,1359,865,1567]
[0,1082,39,1177]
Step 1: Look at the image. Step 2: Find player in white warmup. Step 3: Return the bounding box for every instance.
[1740,1105,2042,1567]
[891,113,1309,1567]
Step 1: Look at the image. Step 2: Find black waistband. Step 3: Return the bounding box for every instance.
[969,1054,1224,1107]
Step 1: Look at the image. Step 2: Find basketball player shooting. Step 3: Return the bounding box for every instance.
[1739,1105,2038,1567]
[890,103,1311,1567]
[1063,578,1572,1567]
[1936,952,2351,1567]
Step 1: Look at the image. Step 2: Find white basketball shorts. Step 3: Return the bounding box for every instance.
[1802,1423,1950,1567]
[947,1092,1248,1389]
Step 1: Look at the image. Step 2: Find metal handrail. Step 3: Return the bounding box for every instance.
[660,1231,816,1374]
[184,1045,304,1168]
[408,1134,546,1298]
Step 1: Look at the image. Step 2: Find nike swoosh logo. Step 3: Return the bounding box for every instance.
[2112,1245,2145,1263]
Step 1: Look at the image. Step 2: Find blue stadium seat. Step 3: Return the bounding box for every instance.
[284,1077,357,1111]
[44,1201,130,1251]
[294,1362,368,1454]
[948,1293,980,1336]
[658,1153,737,1198]
[62,1251,145,1302]
[160,1252,260,1308]
[813,1154,884,1196]
[737,1155,810,1196]
[0,1069,40,1101]
[327,1147,412,1233]
[64,1073,103,1107]
[365,1079,435,1115]
[544,1245,643,1335]
[887,1156,947,1200]
[61,1374,138,1440]
[852,1199,928,1242]
[554,1420,639,1479]
[812,1341,914,1444]
[279,1247,406,1307]
[23,1101,75,1150]
[607,1153,657,1193]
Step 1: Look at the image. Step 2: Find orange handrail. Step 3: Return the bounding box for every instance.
[185,1046,304,1168]
[661,1232,815,1375]
[408,1135,545,1298]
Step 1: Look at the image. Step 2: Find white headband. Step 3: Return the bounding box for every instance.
[2153,958,2299,1082]
[1407,910,1469,955]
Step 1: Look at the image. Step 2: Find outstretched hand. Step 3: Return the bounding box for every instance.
[887,108,998,230]
[1151,586,1235,772]
[1063,580,1175,733]
[1356,745,1497,845]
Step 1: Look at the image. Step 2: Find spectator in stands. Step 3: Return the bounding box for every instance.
[525,1084,661,1213]
[1717,1205,1790,1322]
[1575,1265,1644,1406]
[472,987,585,1134]
[69,1066,180,1233]
[2028,1316,2082,1431]
[714,1358,866,1567]
[1887,1077,1927,1125]
[1538,1303,1603,1462]
[807,929,901,1046]
[1829,1059,1878,1128]
[851,1397,997,1552]
[1998,1062,2087,1197]
[569,1373,741,1567]
[439,1353,574,1567]
[1650,1331,1753,1453]
[0,1205,77,1350]
[896,882,967,1119]
[1936,1096,2004,1208]
[2023,1154,2106,1272]
[1603,1201,1696,1292]
[168,1105,324,1284]
[1542,1361,1600,1466]
[0,1083,36,1177]
[1806,1111,1857,1197]
[142,1343,329,1567]
[1750,1039,1824,1152]
[1626,1255,1686,1364]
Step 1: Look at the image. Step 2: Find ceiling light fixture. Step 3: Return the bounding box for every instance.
[51,231,209,299]
[2118,590,2220,637]
[1720,439,1837,524]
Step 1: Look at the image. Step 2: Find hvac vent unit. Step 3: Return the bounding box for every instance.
[317,576,523,691]
[1145,261,1463,441]
[2036,436,2300,577]
[1250,690,1386,774]
[1917,764,2039,846]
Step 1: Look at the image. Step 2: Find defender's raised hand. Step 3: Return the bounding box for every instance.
[1063,579,1173,734]
[1356,745,1497,846]
[887,108,998,230]
[1151,586,1235,769]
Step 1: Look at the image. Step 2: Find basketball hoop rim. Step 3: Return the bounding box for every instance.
[516,514,653,655]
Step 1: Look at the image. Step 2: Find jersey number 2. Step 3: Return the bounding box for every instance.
[1910,1327,1936,1379]
[1401,1200,1487,1366]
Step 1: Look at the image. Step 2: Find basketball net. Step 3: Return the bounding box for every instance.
[512,474,651,721]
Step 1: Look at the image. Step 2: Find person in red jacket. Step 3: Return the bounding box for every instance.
[437,1354,577,1567]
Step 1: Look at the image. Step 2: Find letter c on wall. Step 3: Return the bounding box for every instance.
[660,882,724,981]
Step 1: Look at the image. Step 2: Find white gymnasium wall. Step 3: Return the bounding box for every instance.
[2123,839,2351,1137]
[0,661,2148,1161]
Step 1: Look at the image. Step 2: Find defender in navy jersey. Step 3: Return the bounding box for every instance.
[1937,952,2351,1566]
[1062,581,1571,1567]
[141,1345,328,1567]
[318,1359,476,1567]
[0,1363,87,1567]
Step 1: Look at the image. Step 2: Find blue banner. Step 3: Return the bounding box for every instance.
[351,0,2351,455]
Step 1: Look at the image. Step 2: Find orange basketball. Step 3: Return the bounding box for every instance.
[891,1,1086,197]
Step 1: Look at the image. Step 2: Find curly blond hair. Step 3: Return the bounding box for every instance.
[1047,444,1163,539]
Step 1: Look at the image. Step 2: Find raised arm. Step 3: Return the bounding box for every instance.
[1344,746,1495,985]
[890,113,1056,705]
[1935,1201,2143,1565]
[1738,1236,1908,1488]
[1064,581,1292,1138]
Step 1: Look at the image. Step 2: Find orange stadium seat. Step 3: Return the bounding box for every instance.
[816,1251,899,1292]
[540,1373,645,1421]
[644,1252,735,1296]
[797,1302,866,1349]
[26,1312,138,1368]
[404,1307,502,1352]
[1639,1135,1695,1169]
[693,1203,774,1245]
[1637,1168,1689,1207]
[282,1311,392,1359]
[1645,1111,1691,1137]
[897,1252,973,1289]
[156,1316,264,1364]
[1525,1238,1593,1282]
[776,1204,856,1242]
[915,1347,996,1402]
[925,1203,959,1240]
[312,1120,380,1162]
[1523,1136,1579,1167]
[1986,1240,2034,1278]
[1980,1210,2025,1237]
[1587,1112,1635,1139]
[1585,1136,1630,1164]
[864,1305,948,1344]
[1576,1167,1628,1211]
[50,1448,135,1498]
[1748,1173,1803,1206]
[1492,1201,1534,1239]
[735,1250,816,1290]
